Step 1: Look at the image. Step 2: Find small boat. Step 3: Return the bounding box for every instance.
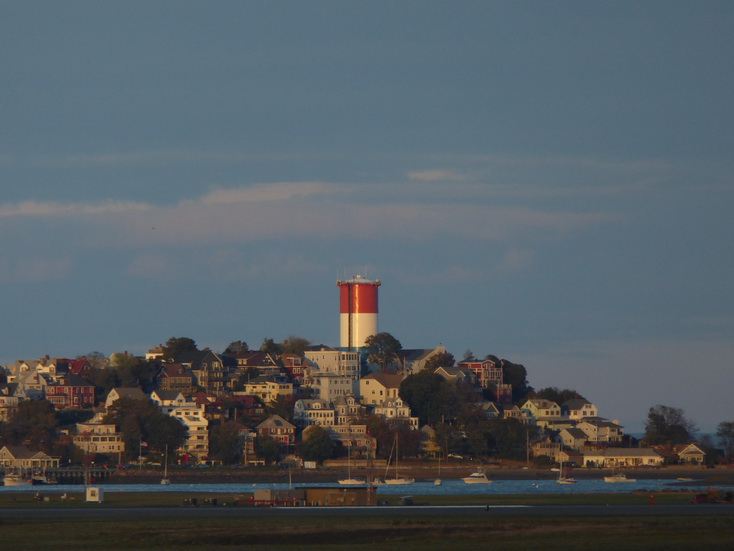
[556,462,577,484]
[604,472,635,483]
[462,470,492,484]
[383,434,414,485]
[161,445,171,485]
[434,454,442,486]
[339,440,367,486]
[3,475,33,487]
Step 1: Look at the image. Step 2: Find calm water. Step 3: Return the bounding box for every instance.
[1,478,729,495]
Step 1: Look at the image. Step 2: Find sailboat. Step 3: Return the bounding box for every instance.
[338,441,366,486]
[161,445,171,485]
[434,453,442,486]
[556,461,577,484]
[384,434,414,485]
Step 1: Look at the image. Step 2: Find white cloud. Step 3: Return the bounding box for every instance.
[407,169,467,181]
[200,182,339,204]
[0,200,152,217]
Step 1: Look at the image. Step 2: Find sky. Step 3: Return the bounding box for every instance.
[2,1,733,433]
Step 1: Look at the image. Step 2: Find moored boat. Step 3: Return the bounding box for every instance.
[604,472,636,483]
[462,470,492,484]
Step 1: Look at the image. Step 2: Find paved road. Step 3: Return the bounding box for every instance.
[2,504,733,520]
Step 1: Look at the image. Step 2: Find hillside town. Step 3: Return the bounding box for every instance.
[0,336,713,482]
[0,278,721,481]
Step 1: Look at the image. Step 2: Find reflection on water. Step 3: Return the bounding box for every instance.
[1,478,728,495]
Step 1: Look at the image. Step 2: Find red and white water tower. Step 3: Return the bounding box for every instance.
[337,275,381,350]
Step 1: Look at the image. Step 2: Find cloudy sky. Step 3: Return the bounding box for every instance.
[3,1,732,432]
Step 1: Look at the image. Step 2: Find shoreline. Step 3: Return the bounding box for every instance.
[105,463,734,486]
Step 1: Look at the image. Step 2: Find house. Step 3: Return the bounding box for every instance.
[73,423,126,457]
[558,427,589,451]
[654,443,707,465]
[0,384,21,421]
[105,387,147,409]
[456,358,503,389]
[327,424,375,453]
[372,398,419,430]
[157,363,195,394]
[160,401,209,460]
[305,372,357,402]
[333,394,367,425]
[230,351,283,379]
[0,445,59,472]
[521,399,562,427]
[479,401,502,419]
[359,373,403,405]
[532,440,562,461]
[582,447,663,468]
[242,376,293,404]
[293,398,336,428]
[420,425,443,458]
[150,390,188,408]
[256,415,296,448]
[44,373,95,409]
[280,353,306,383]
[576,419,624,444]
[503,405,526,422]
[176,349,228,395]
[396,345,448,374]
[434,365,478,386]
[304,347,361,378]
[562,399,599,420]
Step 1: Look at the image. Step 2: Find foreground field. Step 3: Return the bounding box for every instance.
[1,512,733,550]
[2,492,734,550]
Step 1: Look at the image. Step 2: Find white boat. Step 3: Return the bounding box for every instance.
[434,454,442,486]
[161,445,171,485]
[3,475,33,487]
[462,470,492,484]
[604,472,636,483]
[383,434,414,485]
[556,462,577,484]
[338,440,367,486]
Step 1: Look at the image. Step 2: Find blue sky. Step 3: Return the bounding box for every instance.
[2,1,733,432]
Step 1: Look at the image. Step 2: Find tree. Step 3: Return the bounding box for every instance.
[209,421,245,464]
[716,421,734,459]
[162,337,198,359]
[643,404,698,446]
[298,425,335,463]
[500,360,532,403]
[364,332,402,371]
[110,353,158,391]
[103,397,187,459]
[223,340,249,354]
[535,387,585,405]
[423,351,456,372]
[267,395,296,423]
[259,338,284,355]
[254,434,280,464]
[283,336,311,357]
[0,399,58,453]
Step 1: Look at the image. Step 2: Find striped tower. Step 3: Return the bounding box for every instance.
[337,276,381,350]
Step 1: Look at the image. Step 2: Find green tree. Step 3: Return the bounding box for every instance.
[643,404,698,446]
[162,337,198,359]
[110,353,158,391]
[0,399,58,453]
[716,421,734,460]
[267,395,296,423]
[283,336,311,356]
[298,425,335,463]
[423,351,456,371]
[364,332,402,371]
[500,359,532,403]
[254,434,281,464]
[209,421,245,464]
[223,340,249,354]
[259,338,284,355]
[535,387,585,404]
[103,397,187,460]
